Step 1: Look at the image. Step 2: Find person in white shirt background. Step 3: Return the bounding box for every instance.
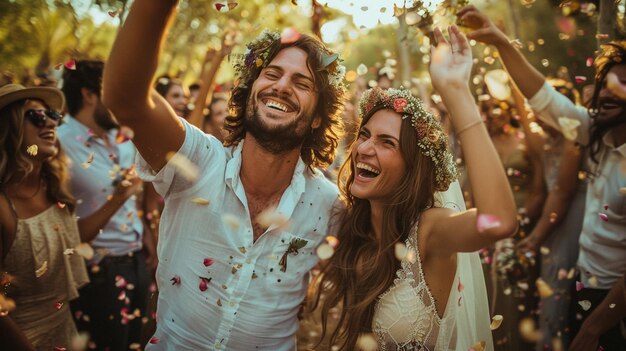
[458,5,626,351]
[102,0,346,349]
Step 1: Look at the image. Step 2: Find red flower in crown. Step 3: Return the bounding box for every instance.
[393,98,408,113]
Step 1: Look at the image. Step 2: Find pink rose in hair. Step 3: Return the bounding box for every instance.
[393,98,408,113]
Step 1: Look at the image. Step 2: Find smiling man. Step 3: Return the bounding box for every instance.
[102,1,345,349]
[458,5,626,350]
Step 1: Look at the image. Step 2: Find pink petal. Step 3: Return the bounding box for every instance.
[57,202,66,209]
[53,348,66,351]
[149,336,160,344]
[586,58,593,67]
[203,258,215,267]
[576,281,584,291]
[54,302,64,310]
[575,76,587,83]
[64,60,76,70]
[476,214,502,233]
[603,204,609,210]
[457,281,464,292]
[170,275,181,286]
[199,277,212,291]
[281,27,302,44]
[118,290,126,300]
[599,213,608,222]
[115,275,127,288]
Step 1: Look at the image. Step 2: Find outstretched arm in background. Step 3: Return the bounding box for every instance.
[103,0,186,171]
[423,26,518,256]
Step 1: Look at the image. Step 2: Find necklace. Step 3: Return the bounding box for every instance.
[9,179,44,200]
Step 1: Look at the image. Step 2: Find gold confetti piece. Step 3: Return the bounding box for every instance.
[75,243,95,260]
[165,152,199,182]
[239,246,246,254]
[394,242,408,261]
[191,198,210,205]
[469,341,486,351]
[558,117,581,141]
[222,213,240,231]
[316,243,334,260]
[588,275,598,287]
[82,153,94,169]
[483,57,496,65]
[231,266,238,274]
[595,33,609,40]
[356,333,378,351]
[35,260,48,278]
[256,207,289,229]
[536,278,554,298]
[578,300,591,311]
[26,144,38,156]
[129,343,141,350]
[490,315,504,330]
[519,317,542,342]
[541,59,550,67]
[70,332,89,351]
[217,298,222,306]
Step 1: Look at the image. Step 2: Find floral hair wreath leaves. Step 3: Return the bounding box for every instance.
[358,87,458,191]
[230,29,346,91]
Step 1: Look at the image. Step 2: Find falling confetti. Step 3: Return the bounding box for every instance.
[490,315,504,330]
[575,281,584,291]
[82,153,95,169]
[394,242,408,261]
[149,337,160,344]
[256,207,289,229]
[199,277,212,291]
[280,27,301,44]
[75,243,95,260]
[356,333,378,351]
[606,72,626,100]
[458,281,464,293]
[574,76,587,83]
[588,275,598,287]
[609,303,616,309]
[64,60,76,70]
[557,268,568,280]
[54,63,63,70]
[55,302,64,310]
[578,300,591,311]
[405,12,421,26]
[204,258,215,267]
[356,63,368,76]
[595,33,609,40]
[557,117,581,141]
[469,341,487,351]
[586,58,594,67]
[519,318,542,342]
[108,10,120,17]
[170,275,181,285]
[541,59,550,67]
[35,261,48,278]
[476,214,501,233]
[549,212,558,223]
[118,290,126,300]
[483,56,496,65]
[536,278,554,298]
[316,243,334,260]
[166,152,199,182]
[26,144,38,156]
[115,275,127,288]
[540,246,550,255]
[603,204,609,210]
[116,126,134,143]
[598,213,608,222]
[326,235,339,248]
[214,2,238,12]
[191,198,210,205]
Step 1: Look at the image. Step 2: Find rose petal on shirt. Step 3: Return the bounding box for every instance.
[149,336,160,344]
[191,198,210,206]
[204,258,215,267]
[598,213,608,222]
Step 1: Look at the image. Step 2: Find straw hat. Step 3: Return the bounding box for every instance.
[0,84,65,112]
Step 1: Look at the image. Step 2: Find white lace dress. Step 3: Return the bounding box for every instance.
[372,225,459,351]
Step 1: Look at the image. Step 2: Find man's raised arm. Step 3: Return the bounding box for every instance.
[103,0,185,171]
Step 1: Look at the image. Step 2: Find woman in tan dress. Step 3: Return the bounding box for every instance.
[0,84,89,350]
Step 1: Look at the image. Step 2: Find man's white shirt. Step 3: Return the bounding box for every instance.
[137,119,340,350]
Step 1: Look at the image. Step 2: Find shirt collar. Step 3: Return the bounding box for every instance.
[224,139,307,196]
[602,131,626,157]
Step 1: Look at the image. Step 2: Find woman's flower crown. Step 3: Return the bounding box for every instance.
[231,29,345,91]
[358,87,458,191]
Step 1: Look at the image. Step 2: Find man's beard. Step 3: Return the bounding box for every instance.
[244,96,314,154]
[593,97,626,129]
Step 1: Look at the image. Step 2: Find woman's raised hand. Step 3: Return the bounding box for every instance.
[429,26,473,94]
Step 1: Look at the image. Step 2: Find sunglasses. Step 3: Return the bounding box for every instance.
[25,109,63,128]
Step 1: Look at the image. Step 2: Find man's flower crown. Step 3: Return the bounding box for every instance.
[231,29,345,91]
[358,87,458,191]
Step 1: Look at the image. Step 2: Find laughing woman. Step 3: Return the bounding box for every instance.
[0,84,88,350]
[309,27,517,350]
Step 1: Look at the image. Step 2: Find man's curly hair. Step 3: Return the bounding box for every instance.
[224,33,345,170]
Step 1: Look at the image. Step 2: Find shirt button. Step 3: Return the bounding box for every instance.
[245,258,251,264]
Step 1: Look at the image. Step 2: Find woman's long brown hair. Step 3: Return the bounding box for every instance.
[0,100,75,211]
[308,106,438,350]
